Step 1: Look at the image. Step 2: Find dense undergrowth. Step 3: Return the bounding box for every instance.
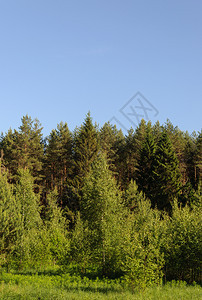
[0,266,201,300]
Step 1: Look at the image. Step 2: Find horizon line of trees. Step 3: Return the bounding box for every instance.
[0,113,201,287]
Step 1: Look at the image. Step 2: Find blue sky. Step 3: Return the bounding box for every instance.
[0,0,201,136]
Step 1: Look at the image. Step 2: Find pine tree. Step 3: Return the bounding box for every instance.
[0,115,44,182]
[164,120,187,185]
[43,122,73,199]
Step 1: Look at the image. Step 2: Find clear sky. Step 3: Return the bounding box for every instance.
[0,0,201,137]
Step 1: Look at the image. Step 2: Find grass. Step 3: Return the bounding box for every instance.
[0,269,201,299]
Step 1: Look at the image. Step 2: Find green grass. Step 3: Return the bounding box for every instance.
[0,270,201,299]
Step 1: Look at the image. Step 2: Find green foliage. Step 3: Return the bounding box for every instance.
[73,112,99,184]
[0,170,20,267]
[0,114,201,287]
[0,115,44,182]
[195,130,202,187]
[15,168,42,231]
[44,189,70,264]
[43,122,73,197]
[99,122,125,186]
[136,125,157,203]
[0,271,201,300]
[67,112,99,211]
[152,130,182,211]
[123,196,165,290]
[163,200,202,283]
[124,179,145,210]
[81,153,130,276]
[69,212,91,272]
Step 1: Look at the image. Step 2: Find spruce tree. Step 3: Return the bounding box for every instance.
[68,112,99,211]
[43,189,69,264]
[164,120,186,184]
[73,112,99,181]
[99,122,125,185]
[13,169,44,268]
[152,130,182,210]
[123,128,137,186]
[124,179,146,211]
[81,153,130,276]
[195,130,202,188]
[0,168,19,266]
[15,168,42,231]
[136,124,157,201]
[184,132,197,189]
[124,119,149,187]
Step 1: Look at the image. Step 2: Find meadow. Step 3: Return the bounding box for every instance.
[0,268,201,300]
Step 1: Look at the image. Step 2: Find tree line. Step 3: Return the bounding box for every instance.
[0,113,201,287]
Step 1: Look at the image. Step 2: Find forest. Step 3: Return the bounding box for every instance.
[0,113,201,290]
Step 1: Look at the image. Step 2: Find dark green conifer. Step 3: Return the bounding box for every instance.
[152,130,182,210]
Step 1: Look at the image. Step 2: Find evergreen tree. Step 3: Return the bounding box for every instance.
[0,115,44,183]
[69,212,91,272]
[100,122,125,185]
[123,119,149,187]
[43,189,69,264]
[123,128,137,185]
[164,120,187,184]
[43,122,73,200]
[123,197,165,290]
[164,200,202,283]
[136,124,157,201]
[81,153,130,276]
[15,168,42,231]
[184,132,197,189]
[195,130,202,188]
[73,112,99,181]
[0,168,20,267]
[152,130,182,210]
[12,169,48,269]
[124,179,146,211]
[68,112,99,211]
